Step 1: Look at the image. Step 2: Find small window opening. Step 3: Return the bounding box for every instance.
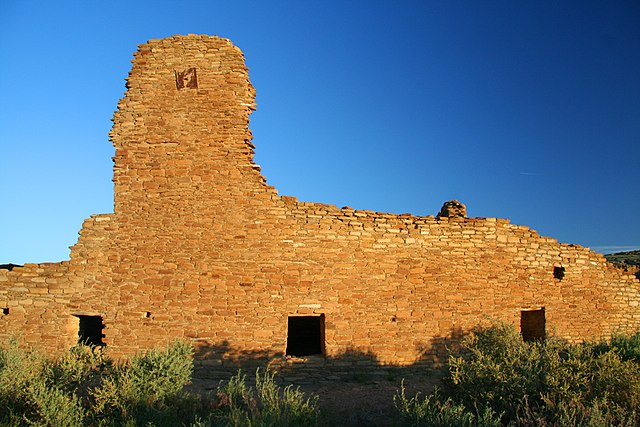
[74,315,105,346]
[286,315,324,357]
[553,266,565,280]
[521,309,545,342]
[175,68,198,89]
[144,311,152,318]
[1,308,8,315]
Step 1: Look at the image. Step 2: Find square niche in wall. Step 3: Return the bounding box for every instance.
[286,315,325,357]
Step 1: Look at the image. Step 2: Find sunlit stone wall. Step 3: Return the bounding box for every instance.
[1,36,639,376]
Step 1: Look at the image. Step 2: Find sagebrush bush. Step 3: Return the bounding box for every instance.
[255,368,319,426]
[0,340,199,426]
[394,383,501,427]
[0,340,86,426]
[446,322,547,419]
[516,395,637,427]
[595,330,640,364]
[398,323,640,426]
[212,369,319,427]
[0,340,320,427]
[27,380,85,427]
[0,339,44,421]
[90,340,194,425]
[47,343,109,395]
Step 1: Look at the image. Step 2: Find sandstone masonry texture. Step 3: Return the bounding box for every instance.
[2,35,639,375]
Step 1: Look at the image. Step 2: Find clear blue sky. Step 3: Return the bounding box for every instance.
[1,1,639,264]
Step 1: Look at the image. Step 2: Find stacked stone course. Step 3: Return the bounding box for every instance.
[1,35,639,379]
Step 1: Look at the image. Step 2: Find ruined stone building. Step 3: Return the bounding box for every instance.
[1,35,639,372]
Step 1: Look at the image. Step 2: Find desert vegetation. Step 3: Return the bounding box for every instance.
[2,325,640,426]
[395,323,640,426]
[605,250,640,280]
[604,250,640,268]
[0,340,317,427]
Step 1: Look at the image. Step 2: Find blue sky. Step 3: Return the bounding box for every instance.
[1,1,639,264]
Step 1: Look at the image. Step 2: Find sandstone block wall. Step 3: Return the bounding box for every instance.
[2,35,639,376]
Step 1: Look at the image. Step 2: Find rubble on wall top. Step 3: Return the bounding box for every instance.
[437,200,467,219]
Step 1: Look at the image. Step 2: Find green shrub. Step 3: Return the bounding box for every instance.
[398,323,640,426]
[0,340,202,427]
[0,340,85,426]
[0,339,44,422]
[27,380,85,427]
[90,340,194,425]
[516,395,637,426]
[213,370,256,426]
[255,368,319,426]
[595,331,640,363]
[212,369,320,427]
[0,339,321,426]
[47,344,109,394]
[446,322,548,419]
[394,383,501,427]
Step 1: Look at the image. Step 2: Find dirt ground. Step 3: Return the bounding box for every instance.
[191,372,442,426]
[299,376,441,426]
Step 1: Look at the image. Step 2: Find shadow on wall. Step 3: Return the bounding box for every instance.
[190,327,470,388]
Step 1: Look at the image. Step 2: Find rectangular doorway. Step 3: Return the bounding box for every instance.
[286,315,325,357]
[73,315,105,346]
[520,309,545,342]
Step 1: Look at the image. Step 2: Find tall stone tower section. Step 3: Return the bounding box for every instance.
[108,35,273,256]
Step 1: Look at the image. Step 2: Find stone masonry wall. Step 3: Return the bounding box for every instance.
[1,35,639,377]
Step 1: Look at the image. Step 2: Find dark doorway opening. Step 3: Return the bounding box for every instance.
[74,315,105,346]
[286,315,324,357]
[521,309,545,342]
